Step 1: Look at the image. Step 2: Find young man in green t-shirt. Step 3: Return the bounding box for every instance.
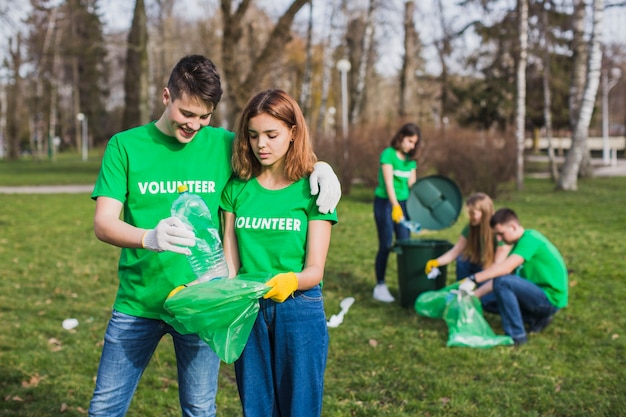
[459,208,568,346]
[89,55,341,416]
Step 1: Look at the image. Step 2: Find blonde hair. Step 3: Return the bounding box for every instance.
[232,89,317,181]
[463,192,496,267]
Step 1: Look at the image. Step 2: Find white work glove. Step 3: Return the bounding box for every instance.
[142,216,196,255]
[458,275,478,294]
[427,267,441,279]
[309,161,341,214]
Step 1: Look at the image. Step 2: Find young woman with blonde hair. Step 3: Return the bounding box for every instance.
[425,192,510,301]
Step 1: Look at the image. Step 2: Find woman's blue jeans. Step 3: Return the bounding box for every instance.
[492,274,559,343]
[88,310,221,417]
[374,197,410,284]
[235,285,328,417]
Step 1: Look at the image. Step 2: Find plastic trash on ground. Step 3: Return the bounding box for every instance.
[327,297,355,328]
[162,273,271,363]
[415,282,514,348]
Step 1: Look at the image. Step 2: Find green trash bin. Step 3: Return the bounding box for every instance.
[393,239,453,308]
[393,175,462,308]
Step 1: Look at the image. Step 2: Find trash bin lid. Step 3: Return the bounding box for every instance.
[406,175,462,230]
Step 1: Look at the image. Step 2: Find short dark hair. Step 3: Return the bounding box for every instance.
[490,208,519,228]
[389,122,421,158]
[167,55,223,109]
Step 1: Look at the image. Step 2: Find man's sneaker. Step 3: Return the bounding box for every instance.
[373,284,395,303]
[529,314,555,334]
[512,336,528,347]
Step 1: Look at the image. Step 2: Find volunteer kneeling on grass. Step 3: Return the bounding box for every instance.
[458,208,568,346]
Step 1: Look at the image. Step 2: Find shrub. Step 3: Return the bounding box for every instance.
[314,122,516,198]
[425,127,516,197]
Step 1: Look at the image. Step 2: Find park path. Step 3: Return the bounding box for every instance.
[0,158,624,194]
[0,184,94,194]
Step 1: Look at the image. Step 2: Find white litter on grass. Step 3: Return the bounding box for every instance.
[327,297,355,328]
[62,318,79,330]
[427,267,441,279]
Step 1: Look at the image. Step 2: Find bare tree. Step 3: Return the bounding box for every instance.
[349,0,376,125]
[399,0,417,119]
[299,1,313,119]
[122,0,149,129]
[540,0,558,180]
[220,0,310,127]
[434,0,453,128]
[557,0,604,190]
[568,0,586,130]
[5,35,24,160]
[515,0,528,190]
[314,0,339,138]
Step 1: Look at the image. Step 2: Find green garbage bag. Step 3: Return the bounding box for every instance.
[414,281,462,319]
[414,283,513,348]
[443,290,513,348]
[162,273,271,363]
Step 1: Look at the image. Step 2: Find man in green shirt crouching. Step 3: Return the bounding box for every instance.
[459,208,568,346]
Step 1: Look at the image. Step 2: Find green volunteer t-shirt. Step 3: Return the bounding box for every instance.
[220,177,337,275]
[510,229,568,308]
[91,122,235,319]
[374,147,417,201]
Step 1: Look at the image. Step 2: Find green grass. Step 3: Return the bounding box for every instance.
[0,152,103,186]
[1,158,625,416]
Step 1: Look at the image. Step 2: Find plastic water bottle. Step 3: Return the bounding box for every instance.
[171,184,229,284]
[399,218,421,233]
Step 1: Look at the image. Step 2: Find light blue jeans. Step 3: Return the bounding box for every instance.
[88,310,221,417]
[492,274,559,343]
[235,285,328,417]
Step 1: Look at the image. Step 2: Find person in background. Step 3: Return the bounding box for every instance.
[372,122,420,303]
[459,208,568,346]
[425,192,511,307]
[89,55,341,417]
[221,89,337,417]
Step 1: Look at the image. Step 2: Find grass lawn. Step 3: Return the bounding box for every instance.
[1,154,625,416]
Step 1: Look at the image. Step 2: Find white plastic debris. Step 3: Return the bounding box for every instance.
[427,267,441,279]
[62,318,79,330]
[327,297,355,328]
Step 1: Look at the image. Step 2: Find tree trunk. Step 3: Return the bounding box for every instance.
[557,0,604,190]
[541,0,558,181]
[315,1,338,141]
[435,0,451,130]
[515,0,528,191]
[349,0,375,125]
[221,0,310,127]
[299,2,313,120]
[123,0,149,129]
[6,35,23,160]
[399,1,416,119]
[569,0,586,130]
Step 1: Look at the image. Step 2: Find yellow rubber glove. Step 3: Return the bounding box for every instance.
[264,272,299,303]
[425,259,439,274]
[391,204,404,223]
[167,285,187,299]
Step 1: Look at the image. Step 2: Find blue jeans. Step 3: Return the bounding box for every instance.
[235,285,328,417]
[374,197,410,284]
[455,256,498,313]
[88,310,221,417]
[492,275,559,343]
